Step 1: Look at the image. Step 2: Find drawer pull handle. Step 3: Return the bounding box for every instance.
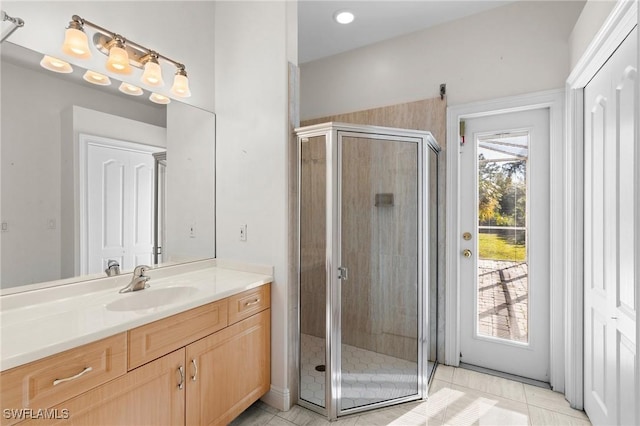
[191,359,198,381]
[245,298,261,306]
[178,365,185,390]
[53,366,93,386]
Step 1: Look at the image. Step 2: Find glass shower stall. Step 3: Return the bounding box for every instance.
[296,122,440,420]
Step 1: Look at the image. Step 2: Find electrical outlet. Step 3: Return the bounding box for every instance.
[1,221,7,232]
[239,224,247,241]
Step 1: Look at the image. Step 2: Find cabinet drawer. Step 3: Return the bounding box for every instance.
[128,299,228,370]
[0,333,127,426]
[227,284,271,325]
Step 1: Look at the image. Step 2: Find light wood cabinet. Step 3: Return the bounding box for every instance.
[1,283,271,426]
[20,349,185,426]
[186,309,270,426]
[128,299,228,370]
[0,333,127,426]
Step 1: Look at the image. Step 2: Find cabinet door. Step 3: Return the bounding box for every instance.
[186,309,270,426]
[20,349,186,426]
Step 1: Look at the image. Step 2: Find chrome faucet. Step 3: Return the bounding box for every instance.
[119,265,151,293]
[105,260,120,277]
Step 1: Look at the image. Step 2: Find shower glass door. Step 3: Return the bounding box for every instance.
[336,132,423,414]
[297,123,433,421]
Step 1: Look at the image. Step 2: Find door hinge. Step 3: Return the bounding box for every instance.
[338,266,348,280]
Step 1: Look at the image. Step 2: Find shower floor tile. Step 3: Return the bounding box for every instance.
[300,333,419,409]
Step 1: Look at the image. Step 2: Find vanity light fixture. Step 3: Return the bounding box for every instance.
[62,18,91,59]
[60,15,192,98]
[171,67,191,98]
[39,55,73,73]
[141,52,164,87]
[149,93,171,105]
[119,82,143,96]
[83,70,111,86]
[105,35,132,74]
[333,10,355,24]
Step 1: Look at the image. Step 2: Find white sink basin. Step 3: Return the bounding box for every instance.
[106,286,199,311]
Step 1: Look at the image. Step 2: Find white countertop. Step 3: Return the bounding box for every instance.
[0,260,273,371]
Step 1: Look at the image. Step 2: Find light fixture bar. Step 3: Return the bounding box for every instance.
[71,15,186,69]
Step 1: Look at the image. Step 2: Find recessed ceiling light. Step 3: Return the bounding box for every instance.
[334,10,354,25]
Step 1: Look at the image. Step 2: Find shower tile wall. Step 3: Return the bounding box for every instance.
[301,97,446,363]
[341,137,418,362]
[300,134,419,363]
[300,136,326,340]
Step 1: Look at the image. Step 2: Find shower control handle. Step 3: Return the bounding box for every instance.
[338,266,348,280]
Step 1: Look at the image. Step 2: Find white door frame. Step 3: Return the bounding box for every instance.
[564,0,638,411]
[78,133,165,275]
[445,89,565,391]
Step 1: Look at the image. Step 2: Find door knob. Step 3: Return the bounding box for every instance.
[463,249,472,258]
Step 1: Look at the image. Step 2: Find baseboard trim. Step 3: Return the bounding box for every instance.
[261,385,291,411]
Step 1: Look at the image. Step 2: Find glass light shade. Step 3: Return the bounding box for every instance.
[119,82,143,96]
[141,60,164,87]
[149,93,171,104]
[83,70,111,86]
[106,45,132,74]
[171,73,191,98]
[40,55,73,73]
[62,27,91,59]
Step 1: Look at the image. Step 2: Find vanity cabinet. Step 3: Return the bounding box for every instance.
[1,283,271,426]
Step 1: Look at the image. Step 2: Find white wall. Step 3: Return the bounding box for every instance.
[569,0,617,68]
[214,0,295,411]
[300,0,585,120]
[166,102,216,262]
[1,60,164,288]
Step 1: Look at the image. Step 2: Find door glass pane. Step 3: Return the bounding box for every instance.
[476,132,529,343]
[340,135,419,410]
[300,135,327,408]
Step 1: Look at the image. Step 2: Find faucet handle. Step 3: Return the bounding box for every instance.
[134,265,151,276]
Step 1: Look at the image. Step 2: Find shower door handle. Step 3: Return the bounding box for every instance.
[338,266,348,280]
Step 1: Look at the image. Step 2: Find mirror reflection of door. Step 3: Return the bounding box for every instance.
[153,152,167,265]
[83,135,165,275]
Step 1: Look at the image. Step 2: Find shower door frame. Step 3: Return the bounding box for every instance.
[296,122,439,421]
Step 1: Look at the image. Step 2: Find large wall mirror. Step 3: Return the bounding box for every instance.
[1,41,216,292]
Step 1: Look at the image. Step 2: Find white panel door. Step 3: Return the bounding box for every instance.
[87,144,155,274]
[459,108,550,381]
[584,26,637,426]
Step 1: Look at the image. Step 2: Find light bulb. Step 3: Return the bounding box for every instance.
[62,25,91,59]
[141,56,164,87]
[40,55,73,73]
[105,40,132,74]
[149,93,171,104]
[83,70,111,86]
[171,69,191,98]
[334,11,355,24]
[119,82,143,96]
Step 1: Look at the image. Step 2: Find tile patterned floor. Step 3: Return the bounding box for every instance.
[477,260,528,343]
[230,366,591,426]
[300,333,419,409]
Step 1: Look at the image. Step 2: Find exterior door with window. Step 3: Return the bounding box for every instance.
[458,108,550,381]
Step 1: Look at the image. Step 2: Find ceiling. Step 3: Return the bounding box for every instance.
[298,0,515,63]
